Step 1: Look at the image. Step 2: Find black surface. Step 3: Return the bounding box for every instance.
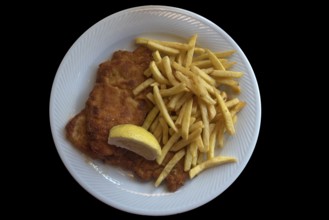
[34,1,290,218]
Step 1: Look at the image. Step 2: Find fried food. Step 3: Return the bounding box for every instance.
[135,35,244,180]
[66,46,188,191]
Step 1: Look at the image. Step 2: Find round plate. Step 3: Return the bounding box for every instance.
[50,5,261,216]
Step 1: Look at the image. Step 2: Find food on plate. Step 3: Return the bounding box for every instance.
[66,47,152,159]
[66,46,188,191]
[135,34,246,186]
[66,34,246,191]
[189,156,237,178]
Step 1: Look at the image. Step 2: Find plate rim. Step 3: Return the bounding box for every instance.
[50,5,261,216]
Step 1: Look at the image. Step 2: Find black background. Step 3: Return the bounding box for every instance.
[21,0,305,218]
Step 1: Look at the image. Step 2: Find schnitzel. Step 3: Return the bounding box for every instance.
[66,46,188,191]
[85,47,153,159]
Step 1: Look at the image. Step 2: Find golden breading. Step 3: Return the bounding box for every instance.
[66,47,188,191]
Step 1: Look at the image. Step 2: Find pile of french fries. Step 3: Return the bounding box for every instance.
[133,34,246,187]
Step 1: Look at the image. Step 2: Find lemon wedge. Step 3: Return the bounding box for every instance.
[108,124,161,160]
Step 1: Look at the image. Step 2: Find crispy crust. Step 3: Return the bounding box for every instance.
[65,46,188,191]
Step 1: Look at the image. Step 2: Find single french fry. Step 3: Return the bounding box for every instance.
[199,99,209,151]
[185,34,197,68]
[174,92,193,112]
[192,75,207,100]
[207,124,217,159]
[155,149,186,187]
[144,67,152,77]
[225,98,240,108]
[232,114,238,124]
[220,91,227,102]
[214,89,235,135]
[191,65,216,86]
[156,132,181,165]
[176,51,185,65]
[154,41,190,50]
[191,59,228,69]
[230,101,246,117]
[210,70,243,78]
[214,50,236,58]
[197,152,206,164]
[142,106,160,130]
[223,61,237,69]
[153,85,178,132]
[160,83,189,97]
[153,122,163,143]
[191,74,216,105]
[181,97,194,140]
[169,127,175,136]
[162,56,179,86]
[199,76,217,97]
[191,101,198,115]
[175,102,187,128]
[152,50,162,62]
[146,92,155,104]
[192,53,209,62]
[159,117,169,145]
[189,156,237,178]
[195,135,205,152]
[201,67,214,74]
[204,84,218,97]
[167,92,185,111]
[217,79,241,93]
[155,60,165,73]
[184,144,193,171]
[189,121,204,133]
[207,103,217,121]
[223,114,239,135]
[135,37,148,45]
[155,41,190,50]
[172,61,194,77]
[171,127,202,152]
[194,47,205,54]
[150,61,169,85]
[177,78,216,106]
[193,50,236,61]
[160,84,167,90]
[191,60,213,68]
[150,116,159,133]
[133,78,155,96]
[216,119,225,148]
[189,117,196,127]
[147,41,180,56]
[136,38,190,50]
[174,71,201,99]
[207,49,226,70]
[191,140,199,166]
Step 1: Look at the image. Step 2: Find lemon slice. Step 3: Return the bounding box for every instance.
[108,124,161,160]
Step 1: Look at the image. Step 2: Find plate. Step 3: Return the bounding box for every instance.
[50,5,261,216]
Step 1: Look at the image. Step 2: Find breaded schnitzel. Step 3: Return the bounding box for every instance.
[66,46,188,191]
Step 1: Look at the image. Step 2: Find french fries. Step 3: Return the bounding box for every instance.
[155,149,186,187]
[185,34,197,68]
[153,85,178,132]
[134,35,246,187]
[133,78,154,96]
[189,156,237,179]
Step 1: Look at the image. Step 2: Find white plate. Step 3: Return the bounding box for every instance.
[50,5,261,216]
